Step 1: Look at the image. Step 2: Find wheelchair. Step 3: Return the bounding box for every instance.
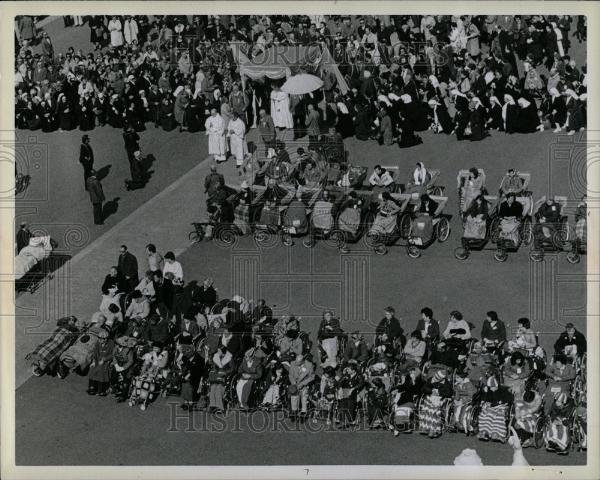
[454,195,499,260]
[365,193,413,255]
[493,195,534,262]
[404,196,451,259]
[529,196,570,262]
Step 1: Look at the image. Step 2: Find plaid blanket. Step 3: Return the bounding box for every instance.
[27,327,78,370]
[544,418,570,451]
[234,204,252,235]
[338,207,361,235]
[419,395,443,435]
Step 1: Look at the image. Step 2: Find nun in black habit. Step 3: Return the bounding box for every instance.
[452,90,470,140]
[516,97,541,133]
[502,94,519,134]
[428,97,453,134]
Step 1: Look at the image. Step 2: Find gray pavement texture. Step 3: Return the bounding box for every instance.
[12,16,588,466]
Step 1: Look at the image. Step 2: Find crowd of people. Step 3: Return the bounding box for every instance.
[15,14,587,151]
[26,238,587,457]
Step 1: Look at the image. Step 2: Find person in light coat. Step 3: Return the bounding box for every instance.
[108,16,124,48]
[123,16,139,45]
[205,108,227,162]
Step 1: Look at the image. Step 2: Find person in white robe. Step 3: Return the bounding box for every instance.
[270,86,294,129]
[228,111,248,167]
[108,16,124,48]
[205,109,227,162]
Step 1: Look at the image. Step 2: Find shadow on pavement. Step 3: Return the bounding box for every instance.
[95,164,112,182]
[102,197,120,221]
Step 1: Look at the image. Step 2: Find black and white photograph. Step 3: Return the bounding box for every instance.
[1,3,599,479]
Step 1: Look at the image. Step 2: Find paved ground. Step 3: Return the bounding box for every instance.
[12,17,588,466]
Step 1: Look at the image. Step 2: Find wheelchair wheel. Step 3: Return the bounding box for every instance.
[281,232,294,247]
[407,245,421,258]
[529,250,544,262]
[454,247,469,260]
[493,248,507,262]
[566,251,580,264]
[489,216,500,244]
[432,186,443,197]
[436,217,450,242]
[534,416,545,449]
[375,245,388,255]
[216,226,237,246]
[254,230,270,245]
[560,219,570,243]
[521,217,533,246]
[302,238,314,248]
[399,214,412,238]
[189,230,203,244]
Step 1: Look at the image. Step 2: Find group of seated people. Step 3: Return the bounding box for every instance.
[36,275,587,455]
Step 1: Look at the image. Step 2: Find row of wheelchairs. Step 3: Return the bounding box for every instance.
[191,167,450,257]
[455,169,587,263]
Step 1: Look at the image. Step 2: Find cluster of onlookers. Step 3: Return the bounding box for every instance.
[14,15,586,147]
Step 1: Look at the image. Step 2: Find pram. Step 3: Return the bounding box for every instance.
[15,235,57,293]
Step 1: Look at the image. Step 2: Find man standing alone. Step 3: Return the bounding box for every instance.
[87,170,105,225]
[79,134,94,191]
[118,245,139,292]
[305,103,321,150]
[123,125,140,185]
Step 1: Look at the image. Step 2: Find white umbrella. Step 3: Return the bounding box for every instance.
[281,73,324,95]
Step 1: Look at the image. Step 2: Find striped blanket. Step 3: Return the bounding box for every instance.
[544,418,570,451]
[514,414,538,434]
[478,403,509,441]
[453,400,474,433]
[27,326,79,371]
[419,395,443,435]
[576,218,586,242]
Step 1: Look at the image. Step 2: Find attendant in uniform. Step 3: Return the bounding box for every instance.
[79,134,94,191]
[205,108,227,162]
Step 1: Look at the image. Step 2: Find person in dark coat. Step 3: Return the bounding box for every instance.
[79,134,94,191]
[516,97,541,133]
[553,323,586,357]
[503,94,519,134]
[375,306,405,348]
[415,307,440,350]
[192,277,218,308]
[87,170,105,225]
[469,97,487,141]
[481,311,507,349]
[87,330,115,396]
[179,335,206,410]
[125,150,148,191]
[16,221,32,253]
[117,244,139,291]
[428,97,453,134]
[123,124,140,178]
[101,266,128,295]
[354,105,372,141]
[153,270,175,318]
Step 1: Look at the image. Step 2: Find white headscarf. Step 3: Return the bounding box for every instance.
[413,162,427,185]
[401,94,412,104]
[564,89,579,100]
[503,94,515,105]
[428,75,440,89]
[472,97,483,109]
[388,92,401,101]
[549,87,560,98]
[489,96,501,107]
[336,102,349,115]
[517,97,531,109]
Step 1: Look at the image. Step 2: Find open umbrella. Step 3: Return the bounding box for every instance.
[281,73,324,95]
